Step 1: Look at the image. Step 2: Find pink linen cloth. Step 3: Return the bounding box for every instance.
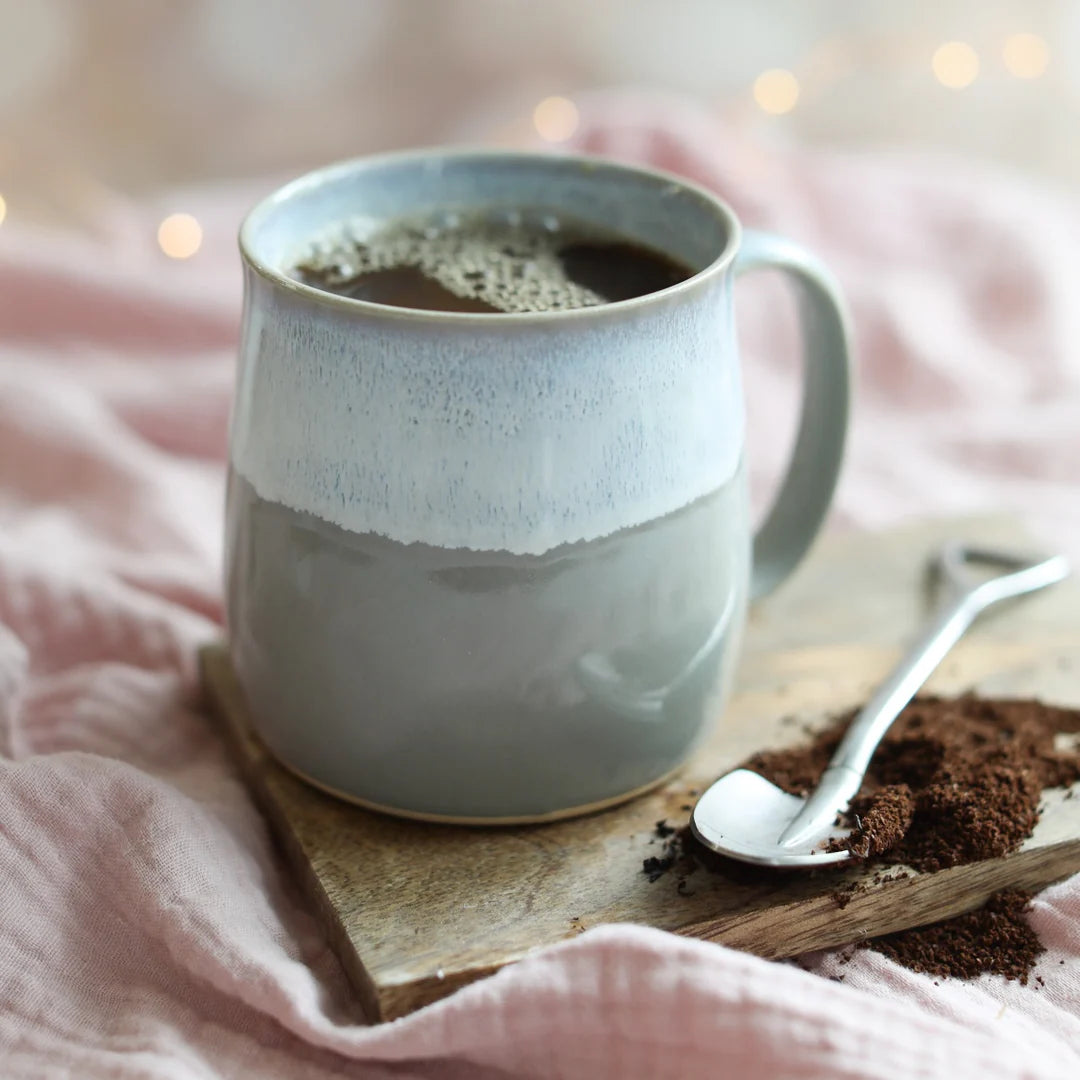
[2,93,1080,1078]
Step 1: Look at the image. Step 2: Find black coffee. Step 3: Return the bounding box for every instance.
[292,210,694,313]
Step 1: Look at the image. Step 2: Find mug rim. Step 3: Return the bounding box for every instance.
[238,146,742,325]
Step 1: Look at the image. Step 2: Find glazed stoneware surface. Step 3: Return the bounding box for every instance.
[226,150,851,819]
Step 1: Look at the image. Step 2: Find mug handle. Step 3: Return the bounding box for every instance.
[735,230,853,599]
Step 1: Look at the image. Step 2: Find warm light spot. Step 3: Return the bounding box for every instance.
[157,213,202,259]
[532,96,579,143]
[1003,33,1049,79]
[752,69,800,115]
[932,41,980,89]
[0,193,6,227]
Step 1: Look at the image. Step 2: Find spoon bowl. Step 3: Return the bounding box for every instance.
[689,768,854,867]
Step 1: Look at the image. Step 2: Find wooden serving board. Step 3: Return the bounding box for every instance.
[200,516,1080,1022]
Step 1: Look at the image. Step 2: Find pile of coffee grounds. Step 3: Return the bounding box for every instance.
[643,694,1080,982]
[868,891,1044,983]
[838,784,915,860]
[743,695,1080,872]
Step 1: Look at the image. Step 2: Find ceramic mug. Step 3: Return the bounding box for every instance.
[227,149,851,822]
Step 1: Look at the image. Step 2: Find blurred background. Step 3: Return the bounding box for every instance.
[0,0,1076,244]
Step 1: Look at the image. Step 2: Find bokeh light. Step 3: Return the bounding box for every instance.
[157,213,202,259]
[1002,33,1049,79]
[532,96,579,142]
[0,193,6,227]
[752,68,800,115]
[932,41,980,89]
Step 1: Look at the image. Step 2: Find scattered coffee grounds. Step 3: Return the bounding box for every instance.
[743,695,1080,872]
[641,694,1080,983]
[643,821,746,883]
[643,695,1080,879]
[654,819,676,839]
[868,890,1044,983]
[642,852,676,883]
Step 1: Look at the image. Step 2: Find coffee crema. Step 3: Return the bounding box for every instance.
[291,209,694,313]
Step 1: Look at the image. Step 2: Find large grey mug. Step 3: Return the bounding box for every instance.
[227,149,851,822]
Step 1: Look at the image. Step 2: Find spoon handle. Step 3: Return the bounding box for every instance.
[777,545,1069,849]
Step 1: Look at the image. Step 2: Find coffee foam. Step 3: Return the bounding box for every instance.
[233,226,742,556]
[295,212,608,313]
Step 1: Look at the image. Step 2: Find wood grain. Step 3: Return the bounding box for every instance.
[200,515,1080,1021]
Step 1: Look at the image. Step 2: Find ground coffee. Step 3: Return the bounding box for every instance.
[868,890,1043,983]
[644,694,1080,981]
[744,695,1080,872]
[840,784,915,860]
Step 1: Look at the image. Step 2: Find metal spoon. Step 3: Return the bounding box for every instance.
[690,542,1070,868]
